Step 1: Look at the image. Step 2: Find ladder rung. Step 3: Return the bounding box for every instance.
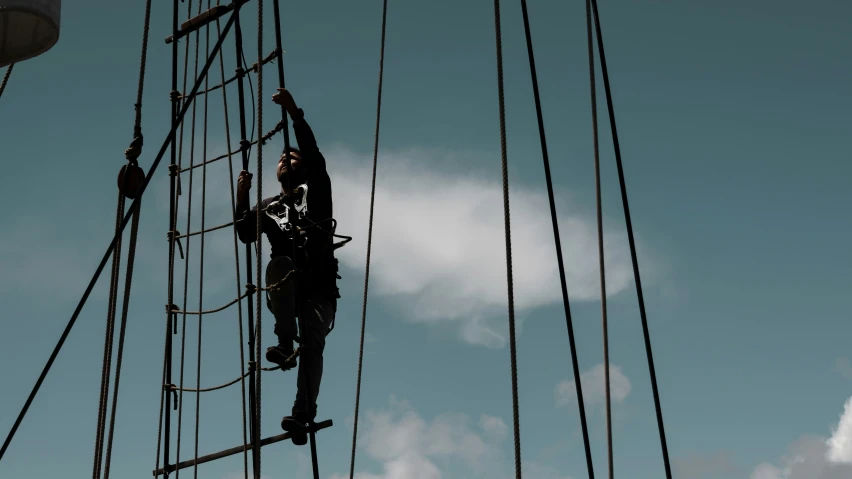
[152,419,333,476]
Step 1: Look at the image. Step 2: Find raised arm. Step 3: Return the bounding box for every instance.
[273,89,327,172]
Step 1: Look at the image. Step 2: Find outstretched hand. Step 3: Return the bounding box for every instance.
[272,88,299,116]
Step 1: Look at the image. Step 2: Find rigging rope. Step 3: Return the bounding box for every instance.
[102,199,142,479]
[155,0,184,472]
[585,0,613,476]
[348,0,387,477]
[175,0,209,477]
[93,0,153,474]
[133,0,154,139]
[171,293,245,315]
[231,10,262,479]
[176,220,235,239]
[516,0,595,477]
[0,5,236,467]
[180,120,284,173]
[93,192,124,479]
[587,1,673,477]
[213,7,252,476]
[193,7,214,474]
[491,0,522,477]
[179,49,278,101]
[253,2,264,476]
[175,0,201,472]
[0,64,13,100]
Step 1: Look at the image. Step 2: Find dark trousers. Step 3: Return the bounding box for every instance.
[265,256,336,420]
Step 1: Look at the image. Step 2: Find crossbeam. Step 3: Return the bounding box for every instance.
[152,420,332,476]
[165,0,250,44]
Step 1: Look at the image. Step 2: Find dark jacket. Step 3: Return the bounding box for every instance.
[235,108,339,298]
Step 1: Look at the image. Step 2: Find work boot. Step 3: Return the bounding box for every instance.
[265,345,297,371]
[281,414,309,446]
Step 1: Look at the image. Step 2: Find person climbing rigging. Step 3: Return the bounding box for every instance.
[234,88,340,445]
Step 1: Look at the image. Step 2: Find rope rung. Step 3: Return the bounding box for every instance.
[178,49,279,101]
[176,220,235,239]
[179,121,284,174]
[170,290,247,315]
[151,420,333,476]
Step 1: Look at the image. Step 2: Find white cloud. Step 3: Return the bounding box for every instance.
[330,396,570,479]
[750,396,852,479]
[826,396,852,464]
[479,413,508,441]
[751,463,788,479]
[555,363,631,408]
[294,147,646,348]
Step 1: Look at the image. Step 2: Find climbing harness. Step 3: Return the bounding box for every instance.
[0,1,674,479]
[264,185,308,231]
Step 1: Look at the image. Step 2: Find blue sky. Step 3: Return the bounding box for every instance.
[1,0,851,478]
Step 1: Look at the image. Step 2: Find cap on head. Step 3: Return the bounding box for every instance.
[284,146,301,156]
[278,146,304,183]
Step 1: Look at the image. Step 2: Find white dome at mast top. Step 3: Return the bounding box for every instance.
[0,0,61,68]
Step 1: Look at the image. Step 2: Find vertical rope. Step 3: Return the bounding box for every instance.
[517,0,595,476]
[192,5,212,476]
[175,1,201,473]
[102,199,142,479]
[93,193,125,479]
[154,295,170,476]
[0,64,13,100]
[492,0,522,477]
[132,0,154,138]
[156,0,183,473]
[100,0,153,474]
[254,2,264,477]
[270,0,291,150]
[585,1,613,476]
[215,5,252,478]
[348,0,387,477]
[230,11,261,479]
[587,1,673,477]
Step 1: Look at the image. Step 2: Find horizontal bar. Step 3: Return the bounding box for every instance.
[152,419,333,475]
[165,0,250,44]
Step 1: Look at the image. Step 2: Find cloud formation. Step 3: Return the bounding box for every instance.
[322,147,643,347]
[827,397,852,464]
[330,396,570,479]
[555,363,631,408]
[750,396,852,479]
